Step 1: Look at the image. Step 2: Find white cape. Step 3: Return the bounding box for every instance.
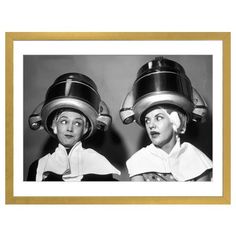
[126,141,212,181]
[36,142,120,181]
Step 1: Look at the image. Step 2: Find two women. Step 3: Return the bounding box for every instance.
[27,57,212,182]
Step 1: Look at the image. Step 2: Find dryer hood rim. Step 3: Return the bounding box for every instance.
[41,98,99,138]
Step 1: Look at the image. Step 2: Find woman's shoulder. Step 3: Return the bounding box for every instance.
[83,147,103,155]
[27,159,40,181]
[127,145,151,164]
[82,148,116,162]
[81,148,121,176]
[181,142,212,160]
[27,154,51,181]
[82,148,109,161]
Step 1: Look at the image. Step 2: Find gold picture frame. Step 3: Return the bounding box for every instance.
[5,32,231,204]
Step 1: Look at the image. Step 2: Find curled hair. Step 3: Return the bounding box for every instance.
[47,108,91,137]
[141,104,187,134]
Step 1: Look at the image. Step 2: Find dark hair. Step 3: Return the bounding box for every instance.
[141,104,187,134]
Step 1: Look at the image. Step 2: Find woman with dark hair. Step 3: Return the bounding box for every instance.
[120,57,212,181]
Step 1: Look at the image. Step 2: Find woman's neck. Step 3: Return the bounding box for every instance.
[156,135,178,154]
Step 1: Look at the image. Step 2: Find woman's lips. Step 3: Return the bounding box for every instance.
[65,134,73,139]
[150,131,160,137]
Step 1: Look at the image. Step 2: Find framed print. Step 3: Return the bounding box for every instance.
[5,32,231,204]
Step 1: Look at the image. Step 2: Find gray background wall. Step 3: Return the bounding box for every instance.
[23,55,212,181]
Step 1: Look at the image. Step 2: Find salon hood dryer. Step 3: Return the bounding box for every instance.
[29,72,112,139]
[120,57,208,126]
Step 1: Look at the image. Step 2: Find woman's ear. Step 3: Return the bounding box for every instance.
[53,126,58,134]
[83,120,89,135]
[51,122,58,134]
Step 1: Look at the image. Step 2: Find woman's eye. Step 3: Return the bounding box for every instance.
[155,115,163,121]
[60,120,67,125]
[74,122,82,127]
[145,119,150,124]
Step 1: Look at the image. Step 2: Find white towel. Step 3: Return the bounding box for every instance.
[36,142,120,181]
[127,140,212,181]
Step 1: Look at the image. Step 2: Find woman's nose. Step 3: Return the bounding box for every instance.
[67,122,73,131]
[148,120,156,129]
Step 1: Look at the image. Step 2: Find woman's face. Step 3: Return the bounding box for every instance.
[53,110,88,148]
[144,108,176,153]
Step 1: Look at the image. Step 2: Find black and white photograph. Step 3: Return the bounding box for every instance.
[1,1,235,236]
[5,32,229,204]
[24,55,213,183]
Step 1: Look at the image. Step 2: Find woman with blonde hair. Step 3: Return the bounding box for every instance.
[28,72,120,181]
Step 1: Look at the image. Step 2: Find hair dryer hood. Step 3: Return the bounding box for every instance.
[29,72,111,139]
[122,57,195,126]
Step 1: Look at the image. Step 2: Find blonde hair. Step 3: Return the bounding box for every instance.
[50,108,90,138]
